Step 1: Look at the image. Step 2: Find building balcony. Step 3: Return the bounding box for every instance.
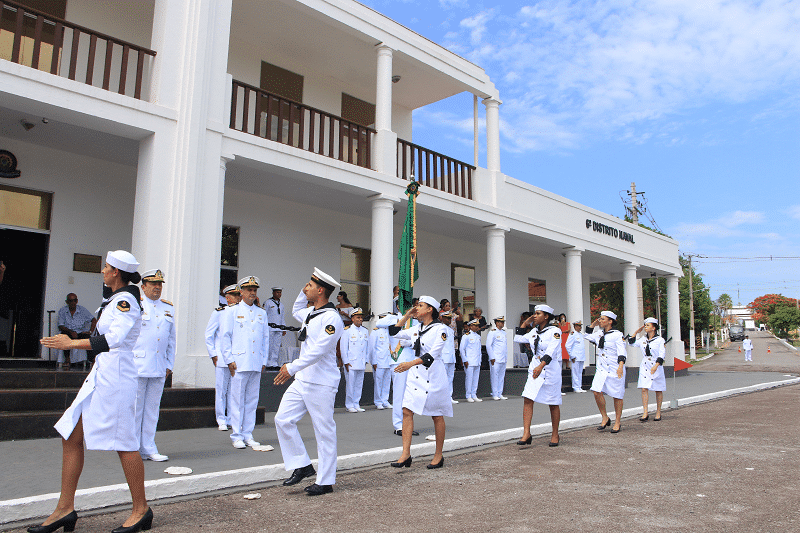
[0,0,155,100]
[397,138,474,200]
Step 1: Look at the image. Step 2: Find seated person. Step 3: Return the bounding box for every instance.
[56,293,96,368]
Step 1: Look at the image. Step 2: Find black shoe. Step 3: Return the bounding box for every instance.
[391,456,412,468]
[549,439,559,447]
[111,508,153,533]
[304,483,333,496]
[639,415,649,422]
[427,458,444,469]
[393,429,418,436]
[283,464,316,486]
[654,416,662,421]
[610,425,621,434]
[28,511,78,533]
[597,419,611,431]
[516,436,532,445]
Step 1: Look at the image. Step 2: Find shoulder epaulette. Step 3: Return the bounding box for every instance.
[344,325,351,330]
[215,306,226,311]
[161,299,173,306]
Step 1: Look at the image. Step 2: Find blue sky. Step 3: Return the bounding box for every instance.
[360,0,800,307]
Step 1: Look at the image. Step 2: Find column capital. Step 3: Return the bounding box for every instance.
[376,43,393,55]
[219,155,234,171]
[621,262,640,271]
[563,247,584,256]
[369,193,400,205]
[482,96,503,107]
[483,224,510,234]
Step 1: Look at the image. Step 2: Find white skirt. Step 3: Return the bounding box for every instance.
[521,367,562,405]
[402,360,453,417]
[590,367,626,400]
[637,360,666,391]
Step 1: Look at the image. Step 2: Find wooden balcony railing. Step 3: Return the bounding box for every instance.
[0,0,156,99]
[230,80,374,169]
[397,139,475,200]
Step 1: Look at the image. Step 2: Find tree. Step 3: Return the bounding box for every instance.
[768,306,800,337]
[747,294,798,324]
[678,256,713,344]
[717,293,732,312]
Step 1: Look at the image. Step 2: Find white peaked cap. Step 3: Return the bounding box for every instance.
[644,317,658,325]
[106,250,139,273]
[223,284,240,294]
[311,268,340,290]
[601,310,617,320]
[418,295,440,311]
[534,304,554,315]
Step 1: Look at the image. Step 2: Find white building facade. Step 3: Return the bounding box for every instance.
[0,0,682,386]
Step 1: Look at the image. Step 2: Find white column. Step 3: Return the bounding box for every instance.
[622,263,639,367]
[483,97,501,173]
[485,225,509,367]
[564,248,584,322]
[370,195,398,316]
[473,94,479,168]
[133,0,232,387]
[666,275,681,366]
[373,44,397,176]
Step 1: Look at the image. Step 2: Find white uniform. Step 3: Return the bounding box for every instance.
[265,297,285,367]
[55,288,142,451]
[369,325,393,408]
[584,327,627,399]
[460,331,482,399]
[565,331,586,392]
[379,314,417,431]
[440,323,456,400]
[205,305,233,427]
[275,291,344,486]
[220,300,269,443]
[133,296,176,457]
[486,328,507,399]
[340,323,368,410]
[742,338,753,361]
[630,334,666,391]
[394,322,453,417]
[515,325,562,405]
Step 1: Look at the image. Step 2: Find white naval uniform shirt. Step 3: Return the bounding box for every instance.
[133,296,176,377]
[486,328,507,364]
[369,326,392,368]
[266,298,285,327]
[220,301,270,372]
[460,331,482,366]
[515,324,562,404]
[584,327,627,375]
[340,324,369,369]
[440,324,456,365]
[285,291,344,388]
[565,331,586,362]
[204,305,230,368]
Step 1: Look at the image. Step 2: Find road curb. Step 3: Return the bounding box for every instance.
[3,376,799,525]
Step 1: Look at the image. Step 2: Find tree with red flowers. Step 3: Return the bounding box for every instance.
[747,294,798,324]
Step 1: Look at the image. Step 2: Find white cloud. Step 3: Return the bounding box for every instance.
[787,205,800,220]
[672,210,764,239]
[443,0,800,152]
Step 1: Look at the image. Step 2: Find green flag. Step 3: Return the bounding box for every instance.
[397,182,420,314]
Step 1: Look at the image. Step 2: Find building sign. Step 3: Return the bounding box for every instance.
[586,219,635,244]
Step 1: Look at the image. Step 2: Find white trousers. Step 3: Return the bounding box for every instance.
[391,369,408,430]
[490,361,506,397]
[571,360,585,391]
[464,365,480,398]
[267,332,283,367]
[444,362,455,398]
[214,366,232,426]
[229,370,261,442]
[745,350,752,361]
[135,375,166,456]
[373,367,392,407]
[345,368,365,409]
[274,380,338,486]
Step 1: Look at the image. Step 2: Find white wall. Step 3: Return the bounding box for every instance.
[1,137,136,357]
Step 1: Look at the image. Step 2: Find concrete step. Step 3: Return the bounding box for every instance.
[0,369,173,389]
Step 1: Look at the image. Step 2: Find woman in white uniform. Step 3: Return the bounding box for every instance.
[583,310,627,433]
[391,296,452,469]
[514,305,562,447]
[35,250,151,533]
[628,317,666,421]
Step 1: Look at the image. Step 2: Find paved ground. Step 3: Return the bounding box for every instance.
[693,330,799,373]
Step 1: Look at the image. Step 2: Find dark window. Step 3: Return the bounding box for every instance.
[341,93,375,127]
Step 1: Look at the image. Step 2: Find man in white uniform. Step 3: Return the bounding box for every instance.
[205,284,240,430]
[566,320,586,392]
[133,269,176,462]
[487,316,508,400]
[379,310,420,436]
[265,287,285,369]
[439,311,457,404]
[341,308,368,412]
[220,276,269,449]
[56,293,96,368]
[369,313,393,409]
[742,335,753,361]
[461,319,483,402]
[274,268,344,496]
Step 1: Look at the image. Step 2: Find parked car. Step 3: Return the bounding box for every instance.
[729,325,745,341]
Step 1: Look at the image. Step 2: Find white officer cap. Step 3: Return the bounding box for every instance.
[440,311,453,318]
[644,317,658,325]
[601,310,617,320]
[141,269,165,283]
[467,318,480,326]
[534,304,554,315]
[106,250,139,273]
[418,295,440,311]
[238,276,260,288]
[271,287,283,291]
[222,284,240,295]
[493,316,505,322]
[310,268,340,291]
[350,307,364,316]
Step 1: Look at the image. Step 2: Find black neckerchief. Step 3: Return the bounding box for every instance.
[414,323,437,359]
[97,284,141,321]
[533,323,554,355]
[298,302,336,342]
[598,329,619,350]
[644,334,660,357]
[270,298,281,313]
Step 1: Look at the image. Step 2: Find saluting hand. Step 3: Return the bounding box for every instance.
[274,364,291,385]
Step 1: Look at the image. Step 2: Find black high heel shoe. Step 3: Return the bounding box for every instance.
[639,415,649,422]
[28,511,78,533]
[391,456,412,468]
[597,418,611,431]
[427,458,444,469]
[111,507,153,533]
[516,436,532,445]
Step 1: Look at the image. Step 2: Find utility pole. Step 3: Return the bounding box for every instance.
[628,182,645,326]
[688,254,696,360]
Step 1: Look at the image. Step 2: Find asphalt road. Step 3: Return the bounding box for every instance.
[693,330,799,373]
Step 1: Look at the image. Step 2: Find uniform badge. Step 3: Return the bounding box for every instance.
[441,332,447,341]
[554,332,560,339]
[116,301,130,312]
[325,325,336,335]
[344,325,350,330]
